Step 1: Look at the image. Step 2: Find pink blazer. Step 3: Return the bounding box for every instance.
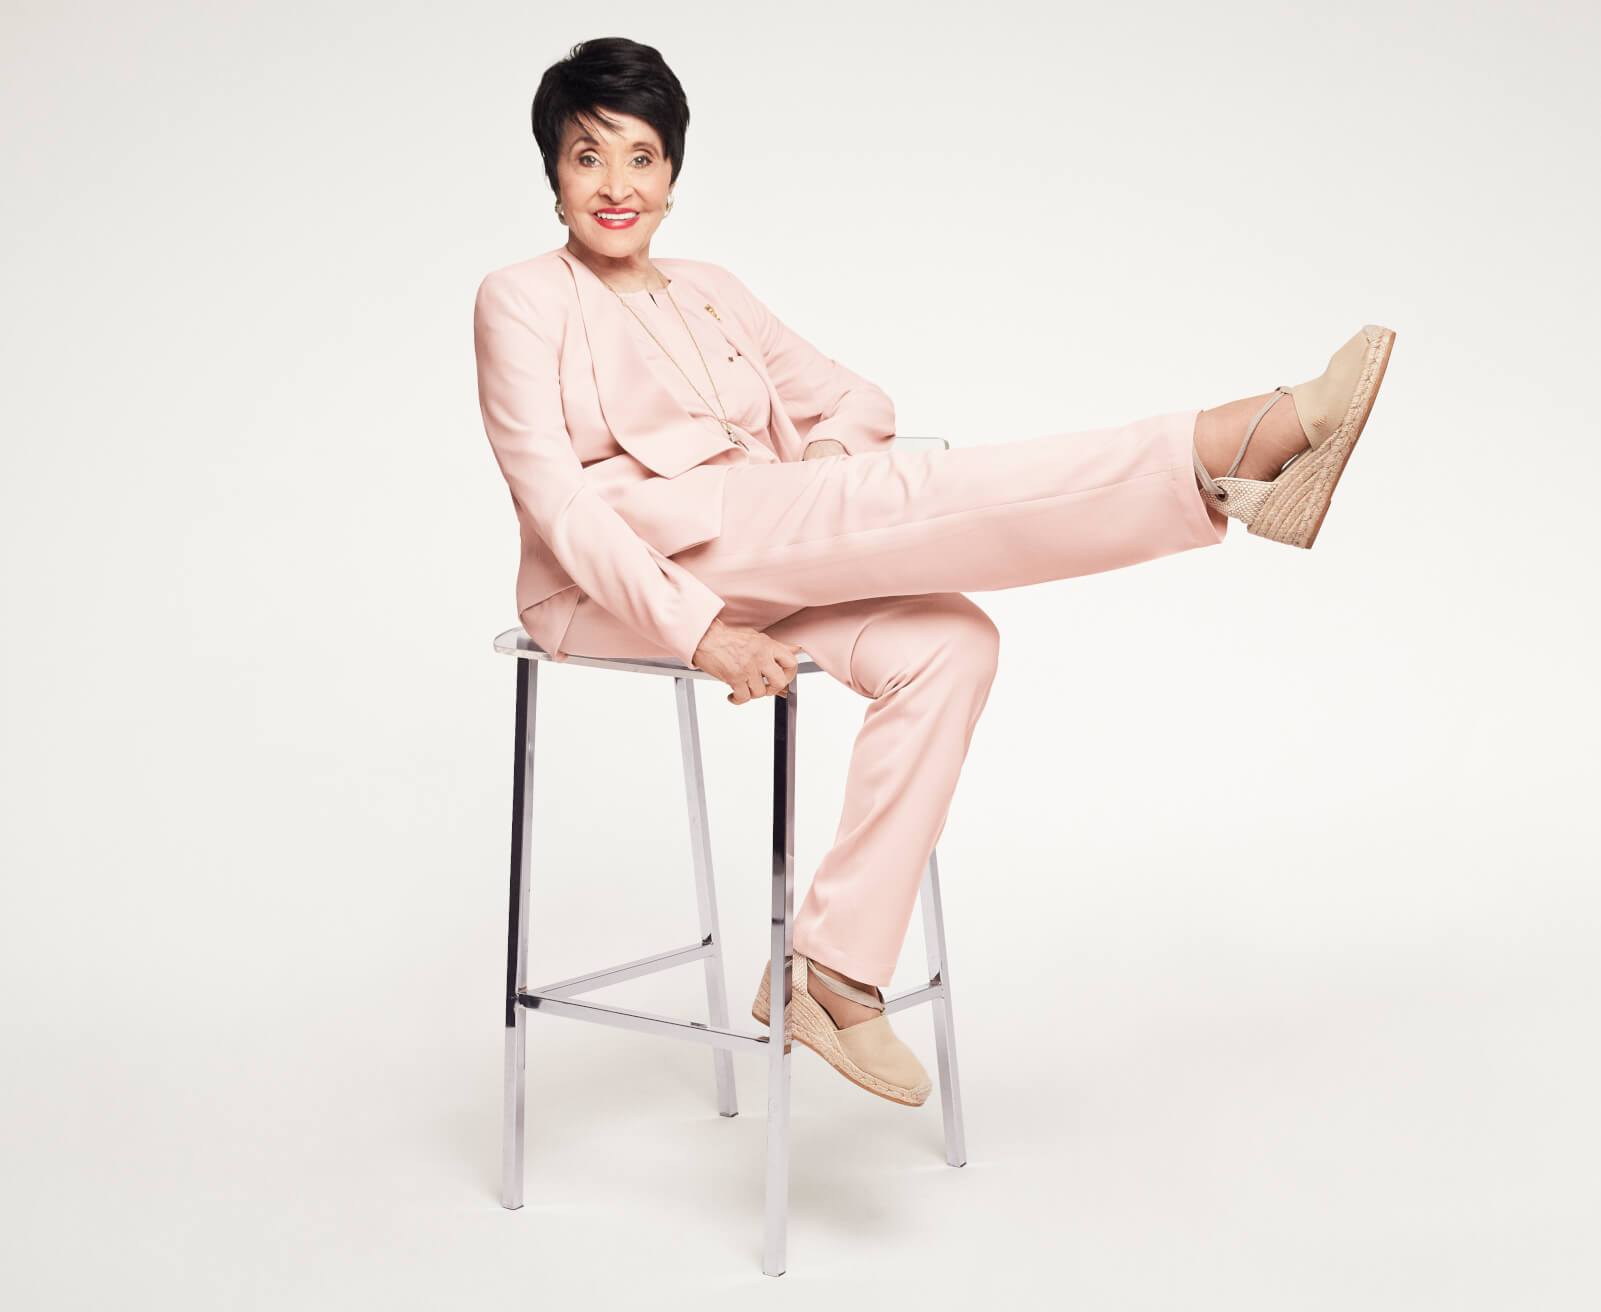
[473,244,897,666]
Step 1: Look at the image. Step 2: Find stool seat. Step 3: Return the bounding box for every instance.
[492,627,825,680]
[495,622,968,1276]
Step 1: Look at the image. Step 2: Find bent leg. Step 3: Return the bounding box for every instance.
[554,590,1003,990]
[760,594,1002,988]
[672,408,1228,632]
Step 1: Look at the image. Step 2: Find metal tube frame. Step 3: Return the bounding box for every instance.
[496,631,968,1276]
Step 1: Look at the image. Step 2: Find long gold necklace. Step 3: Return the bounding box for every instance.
[599,265,738,439]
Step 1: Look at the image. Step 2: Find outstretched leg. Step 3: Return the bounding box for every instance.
[672,408,1228,632]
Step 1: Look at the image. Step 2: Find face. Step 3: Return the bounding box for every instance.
[555,110,673,271]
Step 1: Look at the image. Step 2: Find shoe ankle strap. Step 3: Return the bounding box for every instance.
[805,957,884,1010]
[1194,385,1293,504]
[1223,386,1293,481]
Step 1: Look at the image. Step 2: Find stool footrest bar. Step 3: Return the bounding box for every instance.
[882,979,944,1015]
[526,938,716,999]
[516,973,947,1052]
[519,992,772,1052]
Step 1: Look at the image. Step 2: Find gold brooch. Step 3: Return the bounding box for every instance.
[703,303,722,321]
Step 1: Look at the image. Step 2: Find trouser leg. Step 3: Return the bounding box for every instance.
[759,594,1001,988]
[671,408,1227,631]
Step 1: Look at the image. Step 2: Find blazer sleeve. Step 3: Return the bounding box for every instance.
[713,268,897,458]
[473,271,727,667]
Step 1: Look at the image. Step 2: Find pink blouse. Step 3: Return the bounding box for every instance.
[591,281,782,467]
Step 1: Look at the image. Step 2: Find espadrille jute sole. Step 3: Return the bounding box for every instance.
[1248,325,1396,549]
[751,968,931,1108]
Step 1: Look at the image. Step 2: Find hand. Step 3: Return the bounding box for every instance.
[691,618,804,705]
[802,438,848,460]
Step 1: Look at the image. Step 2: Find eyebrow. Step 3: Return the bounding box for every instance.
[571,135,656,150]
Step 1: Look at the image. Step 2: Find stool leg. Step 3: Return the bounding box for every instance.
[674,677,738,1118]
[763,683,798,1277]
[501,658,538,1209]
[921,849,968,1167]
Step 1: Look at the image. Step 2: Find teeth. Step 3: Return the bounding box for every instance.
[597,211,637,219]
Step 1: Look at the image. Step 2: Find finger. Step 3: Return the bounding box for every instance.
[764,658,793,695]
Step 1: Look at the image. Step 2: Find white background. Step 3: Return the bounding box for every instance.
[3,0,1596,1305]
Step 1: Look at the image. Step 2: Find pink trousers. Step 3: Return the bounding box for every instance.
[558,408,1230,986]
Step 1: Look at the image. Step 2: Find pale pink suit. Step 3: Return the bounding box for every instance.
[473,245,1229,987]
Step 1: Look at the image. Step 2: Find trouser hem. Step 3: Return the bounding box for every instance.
[791,927,899,991]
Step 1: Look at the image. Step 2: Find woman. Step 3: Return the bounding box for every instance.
[472,37,1396,1109]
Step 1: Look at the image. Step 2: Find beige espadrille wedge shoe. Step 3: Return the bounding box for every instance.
[752,954,933,1107]
[1192,324,1397,548]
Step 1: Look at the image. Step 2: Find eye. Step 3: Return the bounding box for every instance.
[577,152,654,167]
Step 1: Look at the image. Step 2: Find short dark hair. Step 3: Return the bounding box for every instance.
[530,37,690,197]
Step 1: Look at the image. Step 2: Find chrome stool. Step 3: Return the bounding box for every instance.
[495,630,969,1276]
